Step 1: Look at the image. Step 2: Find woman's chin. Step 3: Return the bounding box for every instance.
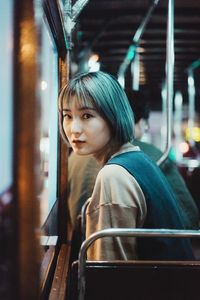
[72,148,92,156]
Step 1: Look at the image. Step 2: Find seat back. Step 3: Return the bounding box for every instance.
[68,260,200,300]
[76,228,200,300]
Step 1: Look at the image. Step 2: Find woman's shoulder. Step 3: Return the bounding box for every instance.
[97,164,143,194]
[94,160,146,212]
[99,163,130,180]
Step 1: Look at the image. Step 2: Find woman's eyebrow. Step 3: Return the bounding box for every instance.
[79,106,96,111]
[62,106,95,111]
[62,108,70,112]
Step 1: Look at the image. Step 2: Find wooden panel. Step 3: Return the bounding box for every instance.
[49,244,72,300]
[13,0,41,299]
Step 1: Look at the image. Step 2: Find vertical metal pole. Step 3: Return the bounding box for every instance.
[131,53,140,91]
[187,70,195,147]
[174,91,183,161]
[64,0,72,81]
[157,0,174,165]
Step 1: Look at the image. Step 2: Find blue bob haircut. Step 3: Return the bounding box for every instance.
[59,71,135,156]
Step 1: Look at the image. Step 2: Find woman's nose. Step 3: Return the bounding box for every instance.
[71,118,82,133]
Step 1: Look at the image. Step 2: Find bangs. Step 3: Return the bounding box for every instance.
[59,81,98,111]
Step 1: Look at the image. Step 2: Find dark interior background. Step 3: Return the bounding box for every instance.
[71,0,200,113]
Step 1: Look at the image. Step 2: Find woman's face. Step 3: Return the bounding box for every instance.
[62,99,111,159]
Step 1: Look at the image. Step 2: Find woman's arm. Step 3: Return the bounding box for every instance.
[86,164,147,260]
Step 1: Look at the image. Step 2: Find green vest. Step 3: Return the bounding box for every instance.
[107,151,194,260]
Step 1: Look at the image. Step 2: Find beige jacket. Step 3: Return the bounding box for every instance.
[86,143,147,261]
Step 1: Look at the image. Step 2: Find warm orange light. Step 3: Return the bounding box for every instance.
[88,54,99,64]
[88,54,100,71]
[179,142,189,154]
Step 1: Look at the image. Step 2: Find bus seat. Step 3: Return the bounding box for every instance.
[68,259,200,300]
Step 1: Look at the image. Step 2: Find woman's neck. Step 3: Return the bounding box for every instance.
[94,141,122,165]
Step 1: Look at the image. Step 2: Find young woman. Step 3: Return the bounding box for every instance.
[59,71,194,261]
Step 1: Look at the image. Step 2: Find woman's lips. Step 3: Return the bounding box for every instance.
[72,140,85,143]
[72,140,86,146]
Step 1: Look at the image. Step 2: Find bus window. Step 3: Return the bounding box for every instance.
[38,16,58,227]
[0,1,13,195]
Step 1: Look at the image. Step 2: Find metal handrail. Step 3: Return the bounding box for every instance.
[80,199,90,241]
[78,228,200,300]
[117,0,160,84]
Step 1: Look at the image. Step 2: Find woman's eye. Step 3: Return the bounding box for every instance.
[63,114,72,119]
[83,113,93,119]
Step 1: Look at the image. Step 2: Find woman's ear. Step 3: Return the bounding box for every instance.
[134,118,143,139]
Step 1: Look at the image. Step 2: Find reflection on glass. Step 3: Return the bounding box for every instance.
[0,1,14,297]
[38,18,58,226]
[0,1,13,195]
